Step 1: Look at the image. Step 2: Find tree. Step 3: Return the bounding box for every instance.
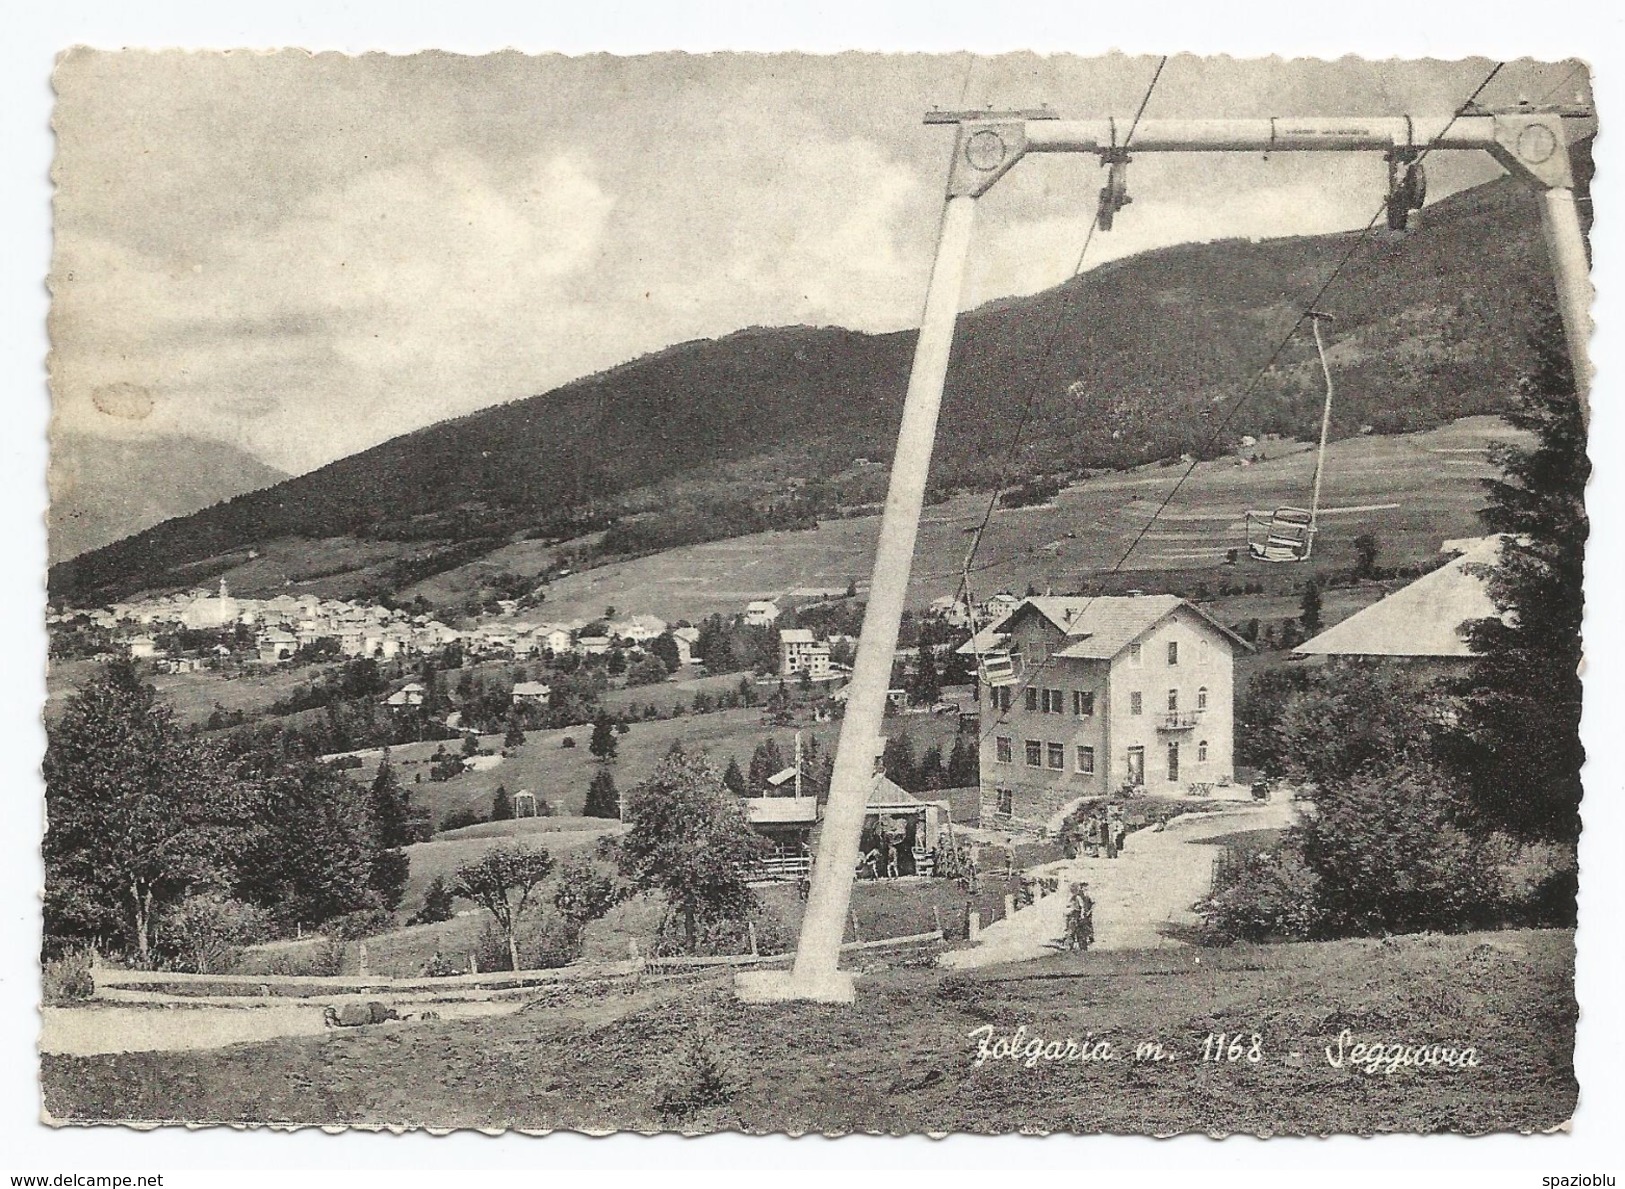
[910,645,942,707]
[461,732,480,757]
[1299,580,1323,636]
[553,855,621,952]
[44,659,246,962]
[1352,532,1381,580]
[366,754,411,911]
[408,874,456,925]
[722,757,748,798]
[618,748,767,952]
[589,712,619,761]
[747,738,786,795]
[881,734,918,791]
[1265,666,1446,790]
[584,768,621,819]
[947,733,979,787]
[504,718,526,749]
[649,631,682,674]
[449,845,555,973]
[236,760,382,932]
[491,785,515,821]
[627,655,669,687]
[915,744,947,791]
[1447,310,1588,843]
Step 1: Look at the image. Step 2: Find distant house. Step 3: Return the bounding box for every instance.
[125,635,159,660]
[511,681,553,706]
[672,625,701,665]
[1293,536,1508,672]
[744,599,781,627]
[610,614,667,643]
[536,625,574,655]
[258,629,298,664]
[384,682,426,708]
[983,592,1022,621]
[576,635,612,657]
[958,594,1247,829]
[930,595,971,627]
[779,628,831,678]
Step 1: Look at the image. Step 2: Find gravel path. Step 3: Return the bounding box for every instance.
[941,796,1300,969]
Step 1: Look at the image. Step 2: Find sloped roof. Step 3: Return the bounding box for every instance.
[744,796,819,826]
[1294,536,1506,659]
[957,595,1246,659]
[779,629,816,644]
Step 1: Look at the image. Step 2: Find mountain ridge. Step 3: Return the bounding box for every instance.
[48,164,1576,606]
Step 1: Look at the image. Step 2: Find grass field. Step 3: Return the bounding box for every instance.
[438,417,1519,627]
[364,706,966,830]
[42,927,1576,1133]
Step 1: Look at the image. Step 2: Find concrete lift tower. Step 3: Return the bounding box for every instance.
[736,100,1594,1005]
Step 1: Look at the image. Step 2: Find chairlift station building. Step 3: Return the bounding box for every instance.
[959,595,1247,829]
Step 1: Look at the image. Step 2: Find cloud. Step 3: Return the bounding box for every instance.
[53,150,619,469]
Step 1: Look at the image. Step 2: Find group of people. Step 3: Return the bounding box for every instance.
[858,836,904,880]
[1077,811,1128,859]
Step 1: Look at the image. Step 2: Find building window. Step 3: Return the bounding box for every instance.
[995,686,1012,712]
[1198,639,1211,665]
[1168,741,1181,782]
[1168,688,1179,712]
[1042,688,1065,714]
[1130,691,1143,716]
[997,787,1014,817]
[1128,642,1142,667]
[1073,690,1095,717]
[1047,742,1065,769]
[1167,640,1179,665]
[1076,745,1096,775]
[1197,686,1209,711]
[996,736,1012,764]
[1198,739,1209,763]
[1025,688,1039,713]
[1025,740,1042,767]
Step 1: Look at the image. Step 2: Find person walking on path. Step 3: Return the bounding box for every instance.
[1063,883,1096,952]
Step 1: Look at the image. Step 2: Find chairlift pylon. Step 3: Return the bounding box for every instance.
[1245,311,1337,564]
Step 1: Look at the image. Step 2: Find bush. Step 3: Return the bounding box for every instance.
[656,1013,740,1124]
[440,806,487,833]
[156,893,272,975]
[1299,765,1503,937]
[328,904,395,941]
[43,946,96,1003]
[1197,841,1322,943]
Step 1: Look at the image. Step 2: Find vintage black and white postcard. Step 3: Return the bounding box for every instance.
[38,48,1593,1136]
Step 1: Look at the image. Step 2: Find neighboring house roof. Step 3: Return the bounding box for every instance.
[744,796,820,826]
[512,681,552,697]
[1294,536,1507,659]
[765,766,800,787]
[866,774,946,810]
[957,595,1249,658]
[779,629,816,644]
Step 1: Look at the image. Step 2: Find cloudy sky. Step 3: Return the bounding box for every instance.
[50,51,1587,475]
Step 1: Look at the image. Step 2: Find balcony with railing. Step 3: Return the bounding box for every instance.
[1158,711,1202,732]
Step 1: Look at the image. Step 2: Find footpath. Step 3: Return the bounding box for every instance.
[939,794,1299,970]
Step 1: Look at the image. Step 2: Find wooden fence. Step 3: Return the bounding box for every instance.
[88,930,945,1003]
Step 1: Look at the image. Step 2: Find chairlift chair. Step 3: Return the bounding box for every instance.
[1244,311,1337,564]
[979,650,1017,688]
[1245,505,1316,563]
